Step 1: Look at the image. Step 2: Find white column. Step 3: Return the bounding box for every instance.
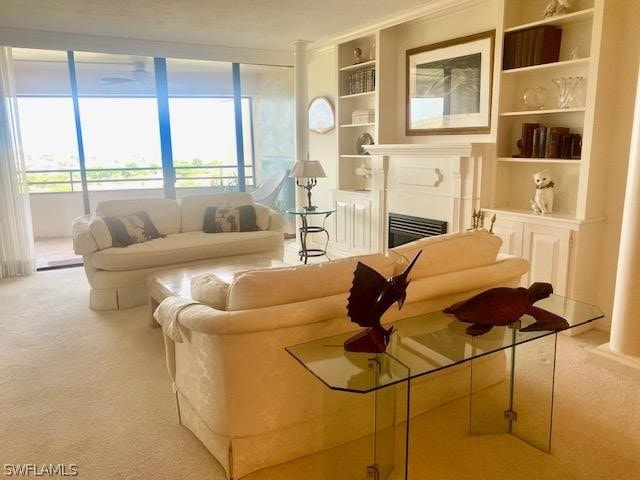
[293,40,308,162]
[293,40,308,210]
[590,63,640,376]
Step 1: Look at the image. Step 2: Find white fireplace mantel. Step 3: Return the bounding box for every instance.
[363,142,482,247]
[364,143,473,157]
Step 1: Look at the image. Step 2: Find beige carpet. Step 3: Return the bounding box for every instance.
[1,267,639,479]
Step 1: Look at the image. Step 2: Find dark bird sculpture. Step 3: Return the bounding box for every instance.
[344,250,422,353]
[443,282,569,336]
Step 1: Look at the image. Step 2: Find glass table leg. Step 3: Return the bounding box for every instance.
[469,329,558,453]
[469,349,511,436]
[367,356,409,480]
[510,333,557,452]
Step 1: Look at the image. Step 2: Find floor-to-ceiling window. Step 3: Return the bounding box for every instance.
[11,47,295,268]
[166,59,248,191]
[74,52,162,194]
[240,63,295,223]
[12,49,84,268]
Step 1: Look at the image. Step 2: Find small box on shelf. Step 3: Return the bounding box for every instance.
[351,109,375,124]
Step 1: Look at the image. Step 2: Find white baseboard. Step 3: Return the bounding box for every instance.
[588,342,640,380]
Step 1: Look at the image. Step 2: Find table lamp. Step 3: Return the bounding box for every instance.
[290,160,326,211]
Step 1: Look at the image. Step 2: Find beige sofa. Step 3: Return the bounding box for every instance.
[153,231,529,479]
[72,192,284,310]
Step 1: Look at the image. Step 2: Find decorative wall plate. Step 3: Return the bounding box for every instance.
[308,96,335,134]
[356,133,374,155]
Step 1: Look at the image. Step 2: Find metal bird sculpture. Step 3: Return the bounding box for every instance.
[344,250,422,353]
[444,282,569,336]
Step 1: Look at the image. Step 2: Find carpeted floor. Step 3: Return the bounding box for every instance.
[1,267,639,479]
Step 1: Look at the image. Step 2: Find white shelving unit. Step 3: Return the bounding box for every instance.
[492,0,597,219]
[332,33,382,255]
[485,0,614,302]
[336,34,378,191]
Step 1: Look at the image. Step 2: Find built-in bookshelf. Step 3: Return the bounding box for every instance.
[336,34,378,192]
[482,0,624,300]
[492,0,596,219]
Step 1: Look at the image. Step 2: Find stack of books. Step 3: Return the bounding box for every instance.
[515,123,582,159]
[347,67,376,95]
[503,26,562,70]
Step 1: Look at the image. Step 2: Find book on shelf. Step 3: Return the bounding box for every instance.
[513,32,524,69]
[572,134,582,159]
[532,126,548,158]
[516,123,540,158]
[346,66,375,95]
[533,26,562,65]
[527,29,537,67]
[503,32,516,70]
[515,124,583,159]
[521,30,530,69]
[547,127,570,158]
[503,26,562,70]
[559,133,582,159]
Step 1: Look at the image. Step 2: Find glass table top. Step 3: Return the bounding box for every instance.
[286,207,336,215]
[286,294,603,393]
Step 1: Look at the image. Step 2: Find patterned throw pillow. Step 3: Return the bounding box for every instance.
[203,205,258,233]
[103,211,163,247]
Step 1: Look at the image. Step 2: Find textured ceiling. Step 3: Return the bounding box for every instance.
[0,0,436,50]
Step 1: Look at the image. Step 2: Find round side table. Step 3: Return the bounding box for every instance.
[286,208,336,264]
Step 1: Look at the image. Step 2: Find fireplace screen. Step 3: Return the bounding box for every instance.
[388,213,447,248]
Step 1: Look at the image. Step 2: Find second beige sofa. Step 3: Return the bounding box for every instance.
[72,192,284,310]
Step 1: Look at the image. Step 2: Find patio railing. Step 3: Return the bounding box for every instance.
[26,165,255,192]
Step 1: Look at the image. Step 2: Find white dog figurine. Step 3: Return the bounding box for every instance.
[530,170,555,214]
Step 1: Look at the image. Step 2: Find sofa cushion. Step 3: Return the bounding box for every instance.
[191,273,229,310]
[180,193,255,233]
[103,211,163,247]
[95,198,180,235]
[390,230,502,280]
[91,230,283,271]
[203,205,258,233]
[227,253,396,311]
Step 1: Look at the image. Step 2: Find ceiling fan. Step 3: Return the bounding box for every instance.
[100,61,150,85]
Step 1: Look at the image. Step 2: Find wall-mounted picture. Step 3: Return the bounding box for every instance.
[308,96,335,134]
[406,30,495,135]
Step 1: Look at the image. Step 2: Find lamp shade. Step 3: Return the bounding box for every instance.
[290,160,326,179]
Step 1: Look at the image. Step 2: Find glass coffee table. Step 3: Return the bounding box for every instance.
[286,295,603,480]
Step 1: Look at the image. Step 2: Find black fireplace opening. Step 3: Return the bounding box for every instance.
[388,213,447,248]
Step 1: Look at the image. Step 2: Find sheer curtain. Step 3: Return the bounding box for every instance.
[0,46,35,278]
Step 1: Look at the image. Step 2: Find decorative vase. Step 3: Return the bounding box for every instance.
[552,76,583,109]
[523,86,548,110]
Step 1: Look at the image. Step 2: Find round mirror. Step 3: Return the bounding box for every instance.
[308,96,335,134]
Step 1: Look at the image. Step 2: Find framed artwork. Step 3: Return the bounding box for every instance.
[406,30,495,135]
[308,96,335,134]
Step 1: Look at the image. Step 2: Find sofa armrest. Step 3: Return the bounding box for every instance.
[267,209,285,232]
[72,214,98,255]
